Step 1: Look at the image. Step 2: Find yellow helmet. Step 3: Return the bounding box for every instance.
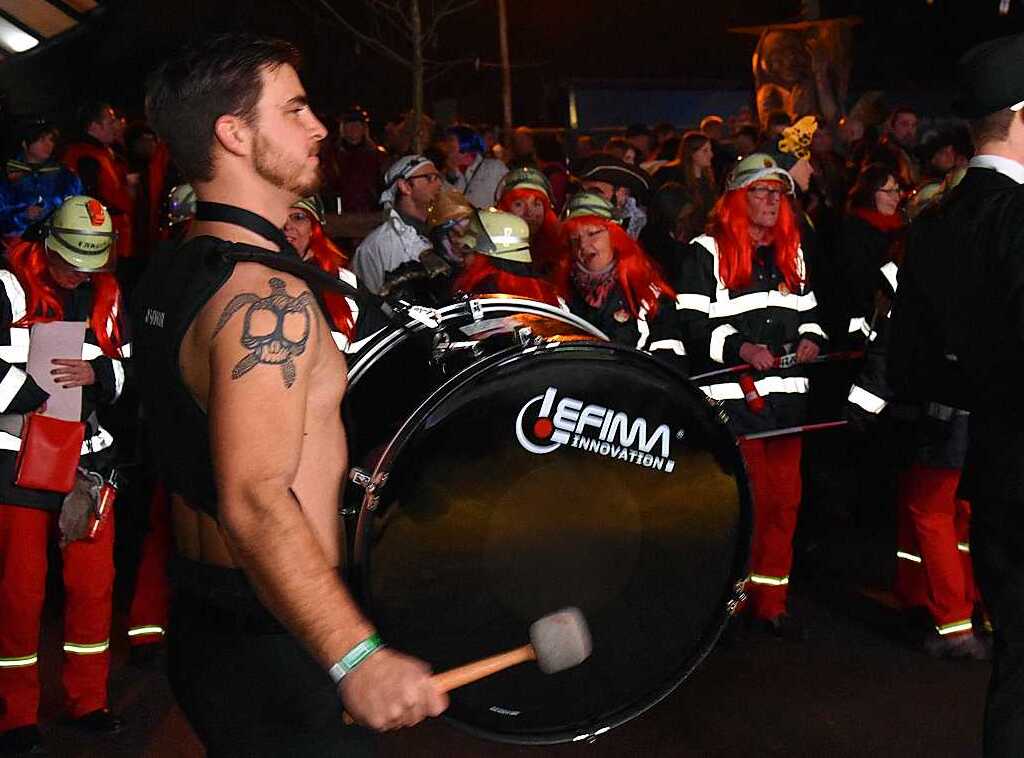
[291,195,326,226]
[464,209,532,263]
[45,196,116,272]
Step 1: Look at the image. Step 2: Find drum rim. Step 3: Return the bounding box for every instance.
[352,342,752,745]
[346,295,609,386]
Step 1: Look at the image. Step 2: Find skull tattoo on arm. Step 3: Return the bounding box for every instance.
[212,277,315,389]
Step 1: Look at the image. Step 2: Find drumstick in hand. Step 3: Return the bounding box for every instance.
[344,607,591,725]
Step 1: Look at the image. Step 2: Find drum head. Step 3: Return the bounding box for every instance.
[352,343,751,744]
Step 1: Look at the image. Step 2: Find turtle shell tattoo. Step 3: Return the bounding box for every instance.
[212,277,315,388]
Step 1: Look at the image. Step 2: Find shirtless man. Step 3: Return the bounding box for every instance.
[134,34,446,756]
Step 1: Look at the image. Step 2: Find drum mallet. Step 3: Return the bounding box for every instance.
[344,607,591,723]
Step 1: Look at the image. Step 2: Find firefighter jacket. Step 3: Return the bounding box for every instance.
[0,155,83,237]
[838,212,900,346]
[845,261,968,469]
[61,138,135,258]
[677,233,826,435]
[565,280,688,375]
[0,270,126,510]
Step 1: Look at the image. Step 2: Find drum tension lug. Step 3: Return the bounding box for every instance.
[349,467,372,490]
[469,299,484,322]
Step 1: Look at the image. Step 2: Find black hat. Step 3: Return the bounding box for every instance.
[953,33,1024,119]
[341,105,370,124]
[576,154,651,199]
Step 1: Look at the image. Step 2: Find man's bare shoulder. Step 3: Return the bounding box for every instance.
[199,262,322,391]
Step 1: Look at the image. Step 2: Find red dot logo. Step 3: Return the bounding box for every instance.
[533,418,554,439]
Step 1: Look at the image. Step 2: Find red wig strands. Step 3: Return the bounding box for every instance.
[8,240,124,358]
[497,188,563,273]
[705,188,802,292]
[304,221,355,340]
[558,216,675,317]
[452,255,562,306]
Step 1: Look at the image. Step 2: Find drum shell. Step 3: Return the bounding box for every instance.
[348,342,751,744]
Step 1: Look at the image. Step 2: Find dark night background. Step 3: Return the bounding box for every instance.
[3,0,1024,139]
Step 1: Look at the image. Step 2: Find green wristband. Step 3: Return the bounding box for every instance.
[328,633,385,685]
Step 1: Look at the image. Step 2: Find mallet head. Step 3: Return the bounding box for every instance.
[529,607,592,674]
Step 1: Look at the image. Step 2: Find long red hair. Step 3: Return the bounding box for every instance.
[705,187,803,292]
[496,188,563,273]
[7,240,124,358]
[453,255,563,307]
[302,219,355,340]
[557,216,675,317]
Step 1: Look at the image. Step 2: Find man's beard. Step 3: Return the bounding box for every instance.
[253,132,321,198]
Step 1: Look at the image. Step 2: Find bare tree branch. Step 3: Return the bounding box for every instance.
[315,0,412,69]
[425,0,477,42]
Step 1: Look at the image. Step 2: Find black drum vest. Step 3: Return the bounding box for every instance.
[130,203,370,519]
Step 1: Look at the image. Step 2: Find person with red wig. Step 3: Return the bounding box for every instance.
[677,154,827,639]
[0,196,129,753]
[451,208,563,307]
[495,168,563,275]
[557,192,686,371]
[284,195,388,355]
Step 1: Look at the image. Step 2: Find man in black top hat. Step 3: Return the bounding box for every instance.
[576,154,651,239]
[889,32,1024,757]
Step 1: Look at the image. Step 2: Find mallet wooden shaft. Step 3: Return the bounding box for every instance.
[431,644,536,693]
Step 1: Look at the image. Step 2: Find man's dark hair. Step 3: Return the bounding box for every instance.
[765,110,791,129]
[625,123,652,139]
[20,120,58,147]
[888,106,918,127]
[733,123,759,143]
[146,33,301,182]
[968,108,1016,149]
[78,101,113,134]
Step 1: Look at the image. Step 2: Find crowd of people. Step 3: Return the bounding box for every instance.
[0,27,1021,758]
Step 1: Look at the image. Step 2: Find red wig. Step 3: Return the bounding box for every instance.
[7,240,124,358]
[453,255,563,307]
[705,186,803,292]
[557,216,675,317]
[302,218,355,340]
[497,188,564,274]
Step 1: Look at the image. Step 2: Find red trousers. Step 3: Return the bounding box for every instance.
[893,466,978,634]
[0,504,115,731]
[127,484,170,646]
[740,436,803,620]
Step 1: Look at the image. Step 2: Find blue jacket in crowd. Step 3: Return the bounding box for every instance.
[0,154,83,236]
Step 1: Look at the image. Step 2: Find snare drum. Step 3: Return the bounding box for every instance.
[344,315,751,744]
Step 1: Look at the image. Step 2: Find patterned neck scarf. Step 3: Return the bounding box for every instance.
[571,258,618,309]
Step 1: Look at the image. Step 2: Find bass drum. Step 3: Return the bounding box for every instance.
[343,295,607,470]
[346,339,751,745]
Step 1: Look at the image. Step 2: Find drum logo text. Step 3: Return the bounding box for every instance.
[515,387,677,473]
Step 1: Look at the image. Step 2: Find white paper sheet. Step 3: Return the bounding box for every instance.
[25,321,87,422]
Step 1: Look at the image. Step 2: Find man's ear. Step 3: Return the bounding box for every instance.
[213,114,252,158]
[395,177,411,198]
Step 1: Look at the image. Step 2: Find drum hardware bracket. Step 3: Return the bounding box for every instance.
[348,468,389,510]
[431,331,484,364]
[514,326,541,346]
[726,579,748,616]
[469,299,484,322]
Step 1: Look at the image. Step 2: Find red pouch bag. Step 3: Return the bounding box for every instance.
[15,413,86,494]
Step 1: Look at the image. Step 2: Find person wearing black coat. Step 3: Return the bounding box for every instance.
[838,163,905,346]
[888,32,1024,756]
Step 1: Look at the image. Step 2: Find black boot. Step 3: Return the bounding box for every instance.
[0,725,46,756]
[68,709,124,735]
